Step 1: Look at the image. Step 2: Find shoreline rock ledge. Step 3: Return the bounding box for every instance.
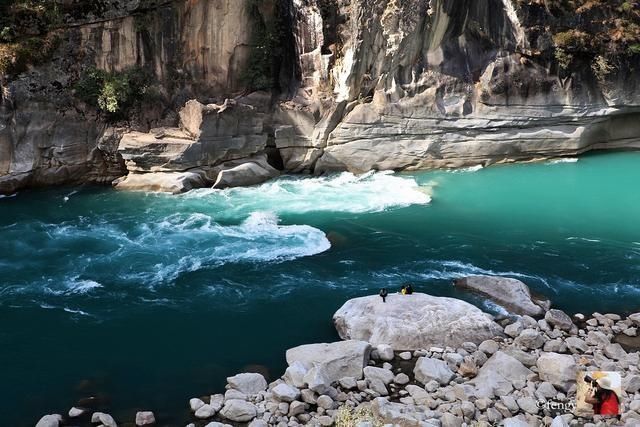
[333,293,504,350]
[454,275,551,318]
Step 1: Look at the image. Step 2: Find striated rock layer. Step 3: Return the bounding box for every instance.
[1,0,639,193]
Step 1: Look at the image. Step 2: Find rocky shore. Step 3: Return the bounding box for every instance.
[36,275,640,427]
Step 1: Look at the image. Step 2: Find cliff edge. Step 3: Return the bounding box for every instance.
[1,0,639,193]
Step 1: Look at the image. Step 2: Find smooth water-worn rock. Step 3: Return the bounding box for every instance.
[469,351,532,398]
[219,400,257,423]
[91,412,117,427]
[227,373,268,395]
[536,352,577,392]
[545,310,575,331]
[454,275,548,317]
[135,411,155,426]
[212,155,280,189]
[414,357,455,386]
[272,384,300,402]
[286,340,371,390]
[333,293,503,349]
[35,414,62,427]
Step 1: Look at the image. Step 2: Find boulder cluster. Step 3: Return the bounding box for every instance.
[35,276,640,427]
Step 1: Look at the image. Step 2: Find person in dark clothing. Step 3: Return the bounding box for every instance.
[379,288,388,302]
[405,284,414,295]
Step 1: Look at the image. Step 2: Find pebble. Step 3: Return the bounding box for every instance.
[135,411,155,426]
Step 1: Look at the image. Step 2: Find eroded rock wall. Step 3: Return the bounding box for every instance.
[1,0,639,193]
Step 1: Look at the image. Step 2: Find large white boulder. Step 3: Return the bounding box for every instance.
[333,293,503,350]
[454,275,549,317]
[285,340,371,392]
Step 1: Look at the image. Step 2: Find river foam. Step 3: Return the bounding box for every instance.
[182,171,431,216]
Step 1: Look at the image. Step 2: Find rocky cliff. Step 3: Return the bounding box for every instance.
[1,0,639,193]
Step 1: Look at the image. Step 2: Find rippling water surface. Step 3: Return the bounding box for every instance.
[1,152,639,425]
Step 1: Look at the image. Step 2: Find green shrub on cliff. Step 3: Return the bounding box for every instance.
[0,32,60,76]
[74,67,159,116]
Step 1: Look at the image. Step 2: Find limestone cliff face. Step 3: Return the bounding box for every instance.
[0,0,639,193]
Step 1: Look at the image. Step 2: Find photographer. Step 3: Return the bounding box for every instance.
[584,376,620,416]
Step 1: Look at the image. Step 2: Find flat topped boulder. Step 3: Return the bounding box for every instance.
[285,340,371,392]
[454,275,549,317]
[333,293,503,350]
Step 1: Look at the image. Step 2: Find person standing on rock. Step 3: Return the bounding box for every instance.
[379,288,388,302]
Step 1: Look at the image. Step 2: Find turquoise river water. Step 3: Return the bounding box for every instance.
[1,151,640,425]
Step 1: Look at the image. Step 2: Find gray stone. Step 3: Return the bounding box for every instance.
[284,361,308,388]
[286,340,371,392]
[135,411,155,426]
[624,375,640,393]
[604,343,628,360]
[565,337,588,354]
[544,339,567,353]
[505,322,524,338]
[454,275,548,317]
[190,398,206,412]
[195,404,216,419]
[414,357,455,385]
[536,381,558,399]
[399,351,412,360]
[68,407,84,418]
[224,389,247,401]
[502,416,531,427]
[272,384,300,402]
[545,309,574,331]
[317,395,334,410]
[503,346,538,367]
[394,373,410,385]
[35,415,62,427]
[440,412,463,427]
[318,415,333,426]
[220,400,258,422]
[212,156,280,189]
[368,378,389,395]
[363,366,394,385]
[376,344,394,361]
[227,372,268,395]
[333,293,503,350]
[537,352,577,392]
[479,339,499,355]
[210,394,224,412]
[469,351,533,398]
[516,397,539,414]
[91,412,117,427]
[288,401,306,417]
[514,328,545,349]
[551,415,570,427]
[338,377,357,390]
